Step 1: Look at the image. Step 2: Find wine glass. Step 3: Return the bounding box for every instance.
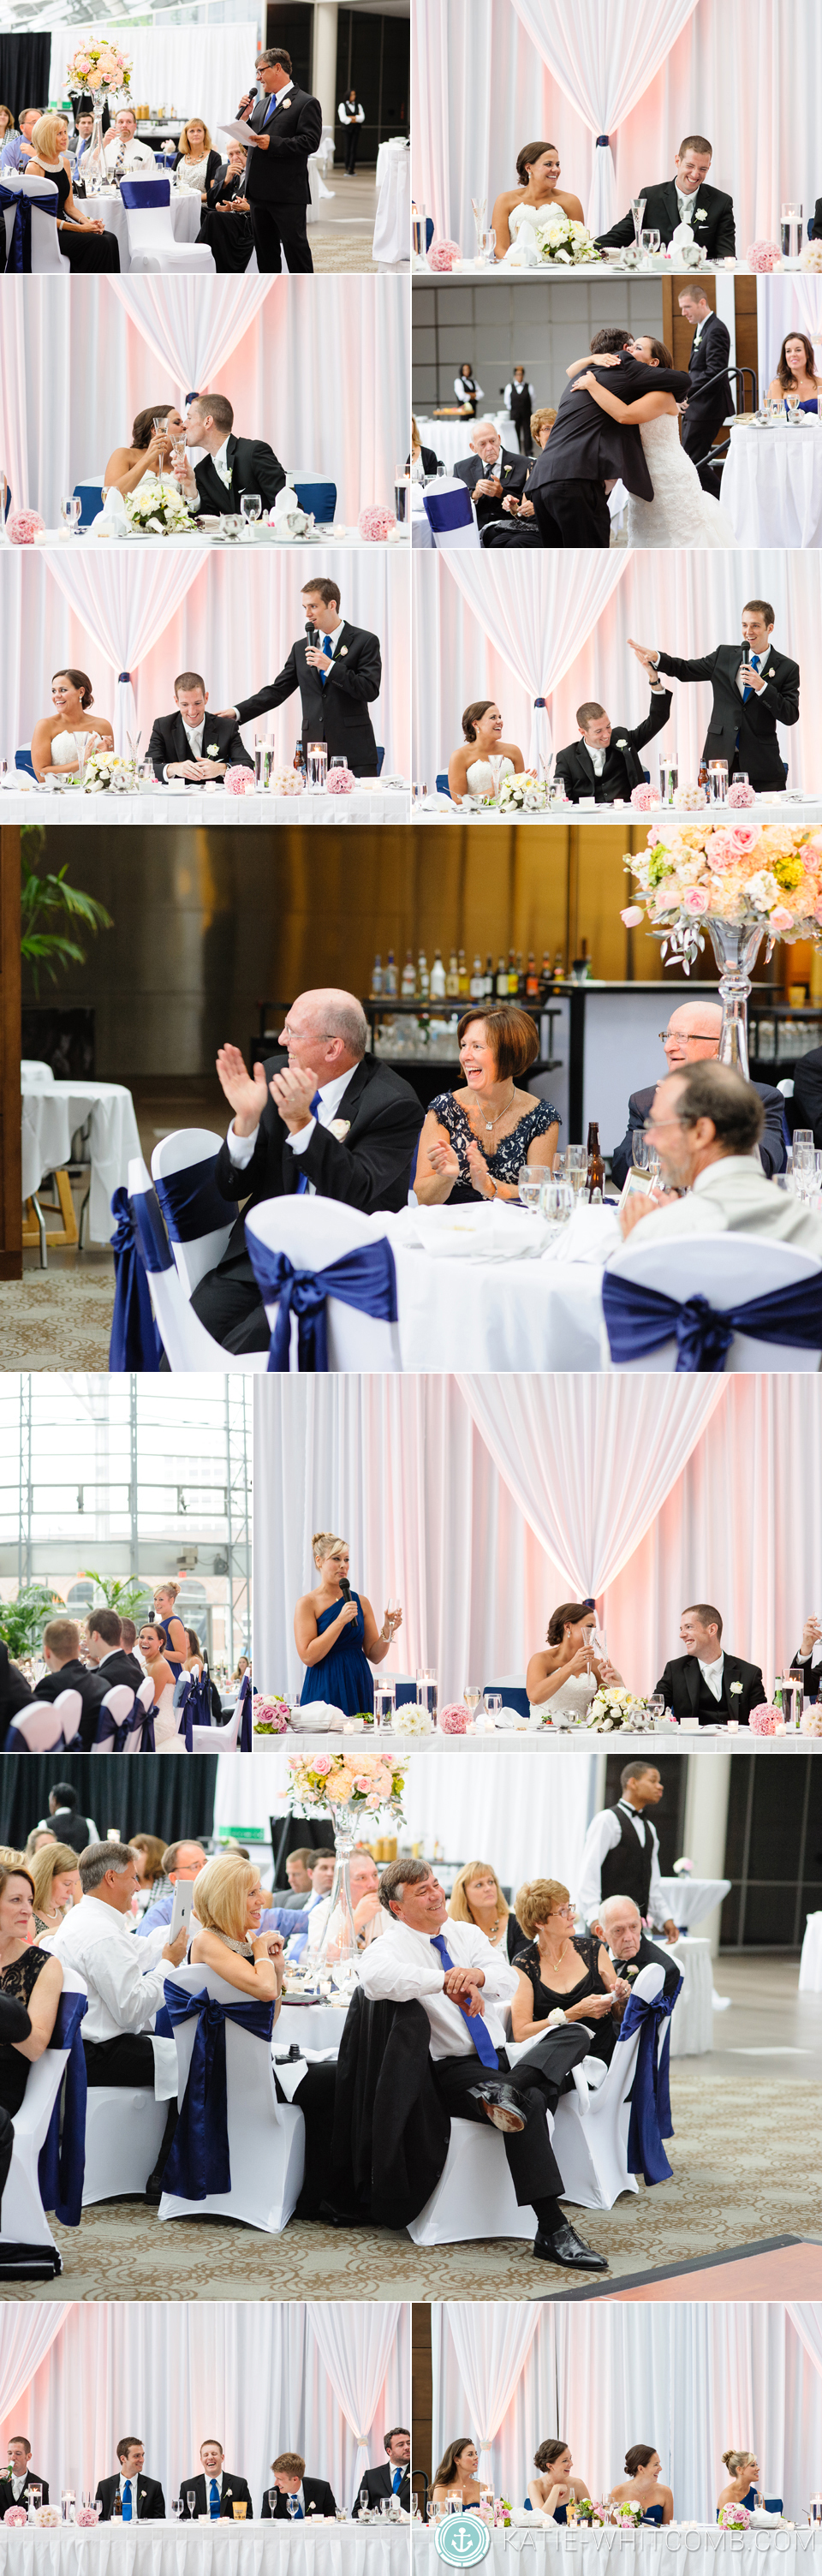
[647,1695,665,1726]
[632,1130,650,1172]
[287,2496,299,2523]
[359,2487,369,2519]
[518,1166,541,1210]
[385,1595,400,1640]
[170,2501,182,2524]
[463,1684,481,1716]
[60,495,81,536]
[483,1691,502,1720]
[566,1142,587,1197]
[640,229,652,262]
[241,492,262,528]
[648,228,660,256]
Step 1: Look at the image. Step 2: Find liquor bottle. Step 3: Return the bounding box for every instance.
[401,948,416,999]
[371,953,383,998]
[430,947,446,999]
[485,952,494,999]
[586,1120,605,1200]
[445,950,460,998]
[418,950,430,999]
[507,947,516,995]
[384,948,397,997]
[515,951,525,996]
[457,947,468,997]
[552,950,564,989]
[496,955,508,998]
[293,736,306,776]
[469,952,484,999]
[525,951,539,997]
[113,2496,122,2522]
[538,949,552,999]
[698,760,708,794]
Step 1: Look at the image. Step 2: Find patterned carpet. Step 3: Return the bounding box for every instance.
[5,2075,819,2304]
[0,1268,115,1367]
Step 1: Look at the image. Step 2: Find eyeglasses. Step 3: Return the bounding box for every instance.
[658,1031,718,1045]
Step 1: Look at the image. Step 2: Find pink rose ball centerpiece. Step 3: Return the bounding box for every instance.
[746,241,780,272]
[253,1696,289,1736]
[630,783,661,811]
[3,2509,27,2527]
[224,764,255,796]
[359,504,396,542]
[727,779,755,808]
[439,1702,469,1734]
[325,766,355,796]
[427,238,461,272]
[75,2508,101,2529]
[749,1704,779,1735]
[718,2507,752,2531]
[8,510,45,546]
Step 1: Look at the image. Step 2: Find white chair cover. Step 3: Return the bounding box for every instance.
[372,139,410,265]
[602,1232,822,1373]
[82,2088,169,2205]
[158,1960,305,2231]
[151,1129,235,1298]
[245,1196,402,1372]
[5,1690,83,1752]
[0,1968,87,2256]
[128,1154,266,1375]
[122,188,215,275]
[121,1674,157,1755]
[545,1963,664,2209]
[92,1683,136,1753]
[190,1699,242,1756]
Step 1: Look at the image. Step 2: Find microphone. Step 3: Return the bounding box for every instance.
[741,640,751,667]
[339,1577,352,1603]
[305,619,320,650]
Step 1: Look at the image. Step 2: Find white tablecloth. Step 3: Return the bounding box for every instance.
[658,1876,731,1930]
[382,1202,615,1369]
[668,1934,713,2056]
[94,188,201,271]
[3,789,408,829]
[414,794,822,828]
[277,2000,348,2051]
[372,140,409,265]
[21,1067,141,1244]
[415,418,519,476]
[722,419,822,546]
[799,1911,822,1990]
[414,2531,811,2574]
[31,529,405,552]
[12,2531,408,2576]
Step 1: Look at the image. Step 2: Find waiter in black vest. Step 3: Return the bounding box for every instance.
[576,1762,679,1942]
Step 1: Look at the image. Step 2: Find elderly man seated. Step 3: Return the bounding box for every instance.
[51,1840,187,2202]
[453,420,530,535]
[611,1002,786,1186]
[616,1059,822,1253]
[592,1893,682,2001]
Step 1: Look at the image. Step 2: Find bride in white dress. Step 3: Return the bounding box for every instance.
[30,669,114,784]
[527,1601,625,1726]
[571,336,734,548]
[448,699,525,805]
[139,1623,186,1753]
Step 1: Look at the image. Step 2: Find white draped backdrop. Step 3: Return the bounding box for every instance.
[253,1374,822,1708]
[430,2303,822,2525]
[213,1749,597,1893]
[412,0,822,254]
[413,550,821,796]
[48,27,258,164]
[0,2304,409,2515]
[0,548,410,769]
[0,277,409,534]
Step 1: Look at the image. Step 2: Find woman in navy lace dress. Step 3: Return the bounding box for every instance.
[414,1003,560,1206]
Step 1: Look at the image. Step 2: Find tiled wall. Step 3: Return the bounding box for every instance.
[412,277,664,412]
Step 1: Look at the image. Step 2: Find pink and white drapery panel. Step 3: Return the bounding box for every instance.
[433,554,628,766]
[455,1378,726,1600]
[307,2305,405,2493]
[0,2310,70,2425]
[44,553,204,751]
[508,0,700,234]
[110,279,276,401]
[438,2308,541,2478]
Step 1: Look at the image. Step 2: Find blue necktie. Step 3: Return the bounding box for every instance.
[319,635,335,685]
[295,1088,323,1194]
[293,2504,304,2520]
[122,2486,132,2523]
[430,1932,498,2067]
[210,2484,220,2520]
[264,92,277,123]
[742,652,760,703]
[392,2471,402,2495]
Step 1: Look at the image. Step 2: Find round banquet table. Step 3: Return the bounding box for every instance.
[9,2530,409,2576]
[94,187,202,271]
[658,1876,731,1931]
[413,794,822,828]
[721,418,822,546]
[414,2528,800,2572]
[372,140,409,265]
[799,1911,822,1990]
[277,1999,349,2051]
[21,1063,141,1245]
[667,1935,713,2056]
[2,788,408,829]
[381,1200,615,1369]
[414,416,519,475]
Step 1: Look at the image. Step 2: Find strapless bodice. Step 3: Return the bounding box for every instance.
[465,755,515,795]
[51,730,93,766]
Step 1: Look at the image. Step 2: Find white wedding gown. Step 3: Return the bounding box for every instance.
[466,754,515,795]
[153,1680,185,1752]
[628,414,734,548]
[50,729,98,769]
[539,1672,597,1726]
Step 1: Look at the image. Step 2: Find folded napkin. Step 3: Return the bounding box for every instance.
[288,1701,347,1732]
[392,1202,552,1262]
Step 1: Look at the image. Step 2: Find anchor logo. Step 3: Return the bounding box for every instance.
[434,2517,491,2565]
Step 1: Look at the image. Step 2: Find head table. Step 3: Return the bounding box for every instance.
[721,416,822,548]
[3,788,409,829]
[412,796,822,831]
[414,2529,814,2572]
[9,2528,409,2576]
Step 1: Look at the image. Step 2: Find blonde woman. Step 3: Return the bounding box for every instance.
[448,1862,514,1957]
[27,112,120,268]
[153,1581,189,1679]
[173,117,221,200]
[510,1876,627,2065]
[294,1532,402,1718]
[188,1855,284,2024]
[718,2454,760,2517]
[30,1843,81,1940]
[0,1863,63,2119]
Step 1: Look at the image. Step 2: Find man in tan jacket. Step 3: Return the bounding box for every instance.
[616,1058,822,1256]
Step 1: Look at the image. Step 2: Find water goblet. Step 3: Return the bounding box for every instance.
[633,1130,650,1172]
[518,1166,542,1210]
[287,2496,300,2523]
[394,468,409,523]
[60,495,81,536]
[649,228,661,255]
[647,1695,665,1726]
[488,752,504,808]
[170,2501,182,2524]
[483,1691,502,1721]
[640,229,652,262]
[566,1142,587,1197]
[241,492,262,528]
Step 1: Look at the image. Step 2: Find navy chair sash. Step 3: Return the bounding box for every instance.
[238,1673,253,1751]
[176,1669,212,1753]
[120,177,170,209]
[37,1988,87,2227]
[109,1188,163,1371]
[0,182,58,274]
[603,1267,822,1373]
[423,486,474,536]
[157,1982,276,2198]
[154,1159,235,1243]
[247,1231,397,1371]
[616,1976,682,2185]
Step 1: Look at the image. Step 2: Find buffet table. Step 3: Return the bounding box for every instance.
[414,2530,813,2573]
[722,417,822,547]
[6,2531,408,2576]
[21,1064,140,1246]
[3,788,409,829]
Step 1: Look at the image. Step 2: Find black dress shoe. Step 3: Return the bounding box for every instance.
[468,2081,526,2132]
[533,2219,609,2272]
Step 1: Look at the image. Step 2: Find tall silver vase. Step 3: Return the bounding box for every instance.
[706,919,764,1084]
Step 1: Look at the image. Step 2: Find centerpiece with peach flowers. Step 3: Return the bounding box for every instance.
[622,820,822,1076]
[284,1748,407,1969]
[63,41,133,197]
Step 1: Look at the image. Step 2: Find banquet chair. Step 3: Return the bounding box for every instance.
[73,481,104,528]
[91,1683,137,1752]
[244,1196,402,1371]
[3,1690,83,1753]
[293,477,337,522]
[81,2084,169,2205]
[482,1677,529,1718]
[15,748,36,779]
[127,1154,266,1374]
[119,177,215,274]
[158,1960,306,2230]
[189,1696,243,1755]
[121,1677,158,1754]
[601,1233,822,1373]
[151,1129,235,1298]
[422,482,481,550]
[25,177,69,274]
[435,775,451,796]
[0,1967,88,2274]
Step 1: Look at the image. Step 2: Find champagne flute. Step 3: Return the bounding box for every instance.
[489,753,504,809]
[384,1595,400,1641]
[463,1685,481,1717]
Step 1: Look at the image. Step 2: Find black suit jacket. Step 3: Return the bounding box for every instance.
[262,2479,337,2520]
[655,643,799,786]
[148,709,253,782]
[235,622,381,772]
[354,2466,409,2516]
[597,178,736,260]
[529,355,692,504]
[787,1046,822,1148]
[194,432,285,516]
[96,2477,165,2522]
[0,2474,49,2509]
[37,1656,107,1753]
[243,83,323,211]
[811,198,822,242]
[179,2475,253,2522]
[684,310,732,426]
[453,449,530,530]
[553,691,671,803]
[653,1650,765,1724]
[611,1077,787,1188]
[0,1638,33,1748]
[215,1051,423,1252]
[607,1931,682,2001]
[96,1648,145,1692]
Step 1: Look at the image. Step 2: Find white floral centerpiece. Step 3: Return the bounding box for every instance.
[503,208,599,268]
[390,1703,432,1738]
[622,821,822,973]
[586,1685,646,1732]
[495,771,548,814]
[65,751,134,794]
[124,479,194,537]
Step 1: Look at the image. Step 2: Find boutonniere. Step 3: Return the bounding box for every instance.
[615,737,628,749]
[694,206,708,221]
[338,645,348,656]
[206,742,219,757]
[328,1118,351,1140]
[730,1682,742,1697]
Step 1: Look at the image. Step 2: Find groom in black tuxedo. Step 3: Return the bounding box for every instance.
[655,1604,766,1726]
[239,46,322,272]
[219,576,382,774]
[595,135,736,260]
[553,687,671,803]
[630,602,800,790]
[147,675,253,783]
[178,391,285,515]
[677,287,733,491]
[527,328,691,546]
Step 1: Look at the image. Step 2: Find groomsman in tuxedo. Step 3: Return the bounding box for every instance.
[220,578,382,775]
[0,2441,49,2510]
[593,1895,682,2001]
[527,329,691,547]
[655,1605,766,1725]
[178,392,285,516]
[576,1763,680,1941]
[178,2442,253,2521]
[610,1000,787,1187]
[789,1615,822,1698]
[96,2442,165,2521]
[629,602,800,790]
[453,422,530,534]
[238,47,322,273]
[677,287,733,492]
[553,686,671,803]
[595,135,736,260]
[262,2456,337,2519]
[353,2432,410,2517]
[147,672,253,783]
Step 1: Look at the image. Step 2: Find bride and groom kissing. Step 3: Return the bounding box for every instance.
[528,325,730,550]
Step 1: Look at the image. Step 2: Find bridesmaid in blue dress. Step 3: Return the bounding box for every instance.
[717,2453,761,2519]
[431,2441,487,2514]
[152,1583,189,1682]
[295,1533,402,1717]
[609,2448,673,2525]
[527,2438,591,2519]
[766,335,821,414]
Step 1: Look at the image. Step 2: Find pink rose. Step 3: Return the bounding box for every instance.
[427,238,461,271]
[7,510,45,546]
[769,907,794,932]
[365,1793,381,1810]
[358,504,396,542]
[325,766,355,795]
[224,764,253,796]
[630,783,660,810]
[354,1774,373,1792]
[313,1753,332,1775]
[620,905,644,927]
[682,886,706,914]
[439,1702,469,1733]
[704,829,734,865]
[727,826,759,856]
[727,780,755,808]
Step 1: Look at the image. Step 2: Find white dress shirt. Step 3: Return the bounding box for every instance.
[211,439,233,491]
[359,1916,516,2059]
[51,1893,171,2042]
[307,1894,386,1953]
[675,185,698,228]
[698,1652,724,1701]
[736,651,765,701]
[104,135,157,174]
[576,1803,667,1930]
[582,740,607,775]
[226,1065,353,1196]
